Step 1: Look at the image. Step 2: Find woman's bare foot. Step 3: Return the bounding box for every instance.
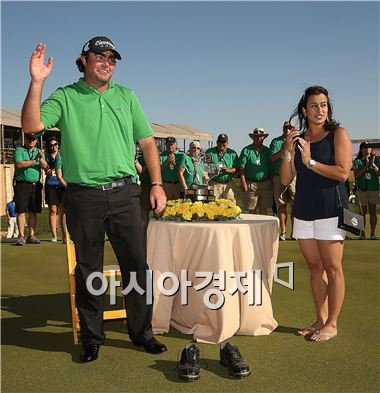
[297,322,324,336]
[310,325,337,342]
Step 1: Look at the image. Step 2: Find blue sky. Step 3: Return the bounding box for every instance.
[1,1,379,153]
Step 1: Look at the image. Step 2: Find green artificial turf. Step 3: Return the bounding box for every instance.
[1,234,379,393]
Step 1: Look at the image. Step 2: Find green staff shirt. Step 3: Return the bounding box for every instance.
[137,155,151,183]
[269,135,285,175]
[14,146,43,183]
[160,150,184,181]
[41,78,153,186]
[179,154,204,190]
[205,146,238,182]
[353,157,380,191]
[239,144,271,181]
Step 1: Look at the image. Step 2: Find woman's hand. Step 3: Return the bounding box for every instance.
[282,128,300,155]
[297,138,312,165]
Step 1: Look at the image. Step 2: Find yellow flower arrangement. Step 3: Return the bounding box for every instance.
[157,199,241,222]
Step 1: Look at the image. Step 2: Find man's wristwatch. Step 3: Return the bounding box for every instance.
[306,159,316,169]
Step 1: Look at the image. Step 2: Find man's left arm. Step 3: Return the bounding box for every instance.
[138,136,167,214]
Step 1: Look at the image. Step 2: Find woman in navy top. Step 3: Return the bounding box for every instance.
[44,136,65,242]
[280,86,352,342]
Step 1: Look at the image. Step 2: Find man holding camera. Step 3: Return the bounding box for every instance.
[353,141,380,239]
[13,133,47,246]
[160,137,184,200]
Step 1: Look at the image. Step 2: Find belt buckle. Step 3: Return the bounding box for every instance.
[101,182,115,191]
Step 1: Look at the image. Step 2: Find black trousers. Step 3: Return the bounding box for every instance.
[64,182,153,345]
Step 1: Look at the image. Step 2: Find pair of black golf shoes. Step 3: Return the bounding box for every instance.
[178,342,251,381]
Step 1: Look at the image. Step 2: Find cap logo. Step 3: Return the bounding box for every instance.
[83,42,90,52]
[95,40,115,49]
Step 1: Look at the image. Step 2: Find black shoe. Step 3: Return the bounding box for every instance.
[178,344,200,381]
[220,342,251,378]
[79,344,100,362]
[142,337,167,354]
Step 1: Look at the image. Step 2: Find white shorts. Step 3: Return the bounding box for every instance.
[293,216,346,241]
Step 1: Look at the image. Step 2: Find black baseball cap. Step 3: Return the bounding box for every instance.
[217,133,228,143]
[25,132,42,140]
[81,36,122,60]
[165,137,176,145]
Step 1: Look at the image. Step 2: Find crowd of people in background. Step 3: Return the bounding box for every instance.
[6,125,380,244]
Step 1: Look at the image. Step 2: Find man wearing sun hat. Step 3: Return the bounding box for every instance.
[21,36,167,362]
[239,128,273,214]
[160,137,184,200]
[205,133,238,202]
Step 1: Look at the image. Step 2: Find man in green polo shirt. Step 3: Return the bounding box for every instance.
[239,128,273,214]
[205,133,238,202]
[160,137,184,200]
[269,122,296,240]
[353,141,380,239]
[21,36,167,362]
[13,133,47,246]
[178,140,206,194]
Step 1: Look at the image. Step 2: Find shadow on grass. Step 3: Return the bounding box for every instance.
[2,293,75,356]
[273,325,300,335]
[1,293,143,362]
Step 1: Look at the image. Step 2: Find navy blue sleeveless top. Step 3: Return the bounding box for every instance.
[293,131,348,221]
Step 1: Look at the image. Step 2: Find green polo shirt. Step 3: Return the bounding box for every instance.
[205,146,238,182]
[239,144,271,181]
[179,154,204,190]
[137,155,151,183]
[14,146,43,183]
[160,150,184,181]
[353,157,380,191]
[269,135,285,175]
[41,78,153,186]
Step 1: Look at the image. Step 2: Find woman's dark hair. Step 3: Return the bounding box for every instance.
[289,85,340,132]
[75,53,88,73]
[45,136,60,162]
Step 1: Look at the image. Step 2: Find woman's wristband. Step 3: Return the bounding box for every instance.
[151,182,163,187]
[281,154,291,161]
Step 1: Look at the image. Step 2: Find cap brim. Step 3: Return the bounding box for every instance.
[90,47,122,60]
[249,133,268,138]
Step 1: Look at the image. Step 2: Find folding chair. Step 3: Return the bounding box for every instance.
[65,231,127,344]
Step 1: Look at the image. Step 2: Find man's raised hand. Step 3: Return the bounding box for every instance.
[30,43,53,82]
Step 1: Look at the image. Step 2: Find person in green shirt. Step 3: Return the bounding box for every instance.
[239,128,273,214]
[178,140,206,194]
[269,122,296,240]
[13,133,47,246]
[21,36,167,362]
[160,137,183,200]
[205,133,238,203]
[353,142,380,239]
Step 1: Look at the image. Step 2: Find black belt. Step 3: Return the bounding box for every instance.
[68,176,132,191]
[15,181,37,185]
[163,180,179,184]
